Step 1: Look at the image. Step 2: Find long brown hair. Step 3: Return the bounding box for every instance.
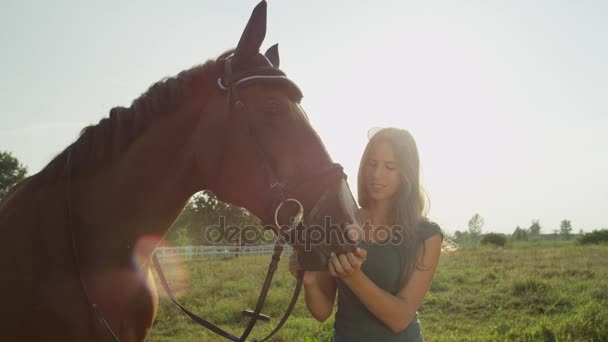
[357,127,430,289]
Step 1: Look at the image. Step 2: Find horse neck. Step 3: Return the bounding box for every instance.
[73,100,224,266]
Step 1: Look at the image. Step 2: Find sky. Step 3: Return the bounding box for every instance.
[1,0,606,235]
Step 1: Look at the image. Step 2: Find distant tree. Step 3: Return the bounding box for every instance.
[559,219,573,240]
[453,230,464,242]
[512,226,528,241]
[467,213,484,241]
[168,191,262,245]
[528,219,542,237]
[577,229,608,245]
[481,233,507,247]
[552,229,559,240]
[579,229,584,236]
[0,151,28,201]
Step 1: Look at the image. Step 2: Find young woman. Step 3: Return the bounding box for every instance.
[290,127,443,341]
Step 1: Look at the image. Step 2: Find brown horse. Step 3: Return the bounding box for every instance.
[0,2,359,341]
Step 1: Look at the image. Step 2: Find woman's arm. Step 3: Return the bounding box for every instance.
[289,251,337,322]
[330,235,442,333]
[303,271,337,322]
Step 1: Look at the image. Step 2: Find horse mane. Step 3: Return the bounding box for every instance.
[28,50,233,188]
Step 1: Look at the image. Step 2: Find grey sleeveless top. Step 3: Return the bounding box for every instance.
[333,221,442,342]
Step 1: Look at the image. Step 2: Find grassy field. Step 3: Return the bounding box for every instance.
[148,242,608,341]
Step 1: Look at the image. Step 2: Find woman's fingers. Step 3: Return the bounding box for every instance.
[328,261,338,277]
[345,252,361,269]
[338,254,354,274]
[328,250,368,278]
[356,247,368,261]
[330,252,346,275]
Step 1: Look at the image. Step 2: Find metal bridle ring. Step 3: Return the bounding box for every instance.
[274,198,304,231]
[217,77,229,91]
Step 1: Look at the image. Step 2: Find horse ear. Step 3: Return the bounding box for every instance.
[234,0,267,65]
[264,43,280,67]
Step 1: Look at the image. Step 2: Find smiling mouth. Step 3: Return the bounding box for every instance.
[370,184,386,190]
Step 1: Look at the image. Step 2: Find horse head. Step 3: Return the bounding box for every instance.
[199,0,362,270]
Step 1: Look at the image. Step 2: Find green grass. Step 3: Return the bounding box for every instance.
[148,244,608,341]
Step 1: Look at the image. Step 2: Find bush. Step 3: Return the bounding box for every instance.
[577,229,608,245]
[481,233,507,247]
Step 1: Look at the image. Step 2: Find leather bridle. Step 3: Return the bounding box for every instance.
[66,54,349,342]
[151,55,349,342]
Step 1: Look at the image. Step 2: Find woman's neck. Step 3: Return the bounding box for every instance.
[360,199,394,244]
[366,199,393,226]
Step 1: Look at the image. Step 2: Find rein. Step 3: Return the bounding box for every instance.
[65,150,121,342]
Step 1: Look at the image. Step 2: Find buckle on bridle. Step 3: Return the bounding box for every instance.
[274,198,304,232]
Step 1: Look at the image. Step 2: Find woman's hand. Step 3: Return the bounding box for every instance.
[328,247,368,280]
[288,250,318,286]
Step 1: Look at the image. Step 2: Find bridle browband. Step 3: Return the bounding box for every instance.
[65,54,348,342]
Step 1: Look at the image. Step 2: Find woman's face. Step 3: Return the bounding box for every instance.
[365,141,401,203]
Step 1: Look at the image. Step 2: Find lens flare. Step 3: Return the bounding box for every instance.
[132,235,191,297]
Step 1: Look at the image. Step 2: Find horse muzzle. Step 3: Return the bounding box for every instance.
[280,178,362,271]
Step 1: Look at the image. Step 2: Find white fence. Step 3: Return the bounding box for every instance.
[155,244,293,263]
